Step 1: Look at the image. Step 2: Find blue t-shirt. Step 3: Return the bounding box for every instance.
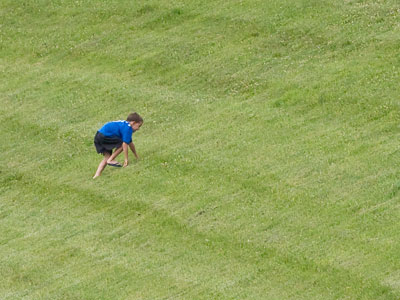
[98,120,134,143]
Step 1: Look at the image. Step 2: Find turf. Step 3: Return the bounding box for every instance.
[1,0,400,299]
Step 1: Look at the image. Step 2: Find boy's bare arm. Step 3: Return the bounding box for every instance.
[123,142,129,167]
[129,142,139,160]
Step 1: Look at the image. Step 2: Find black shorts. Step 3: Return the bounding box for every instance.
[94,131,123,155]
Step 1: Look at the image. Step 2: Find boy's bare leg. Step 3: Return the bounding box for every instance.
[107,146,123,164]
[93,152,111,179]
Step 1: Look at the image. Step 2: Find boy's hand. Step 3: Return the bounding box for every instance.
[123,160,129,167]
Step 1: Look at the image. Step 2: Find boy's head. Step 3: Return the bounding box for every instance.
[127,112,143,131]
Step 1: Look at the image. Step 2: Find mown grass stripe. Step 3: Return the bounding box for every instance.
[1,166,398,299]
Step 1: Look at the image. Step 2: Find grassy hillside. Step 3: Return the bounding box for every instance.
[1,0,399,299]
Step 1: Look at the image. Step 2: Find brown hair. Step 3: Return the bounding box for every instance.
[126,112,143,123]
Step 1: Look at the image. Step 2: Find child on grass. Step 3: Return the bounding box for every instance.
[93,112,143,179]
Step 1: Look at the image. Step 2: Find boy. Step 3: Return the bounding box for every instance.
[93,112,143,179]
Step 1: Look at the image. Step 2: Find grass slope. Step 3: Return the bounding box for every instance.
[1,0,399,299]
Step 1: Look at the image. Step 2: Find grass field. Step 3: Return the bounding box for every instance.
[1,0,400,299]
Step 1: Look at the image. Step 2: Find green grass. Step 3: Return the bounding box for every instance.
[1,0,400,299]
